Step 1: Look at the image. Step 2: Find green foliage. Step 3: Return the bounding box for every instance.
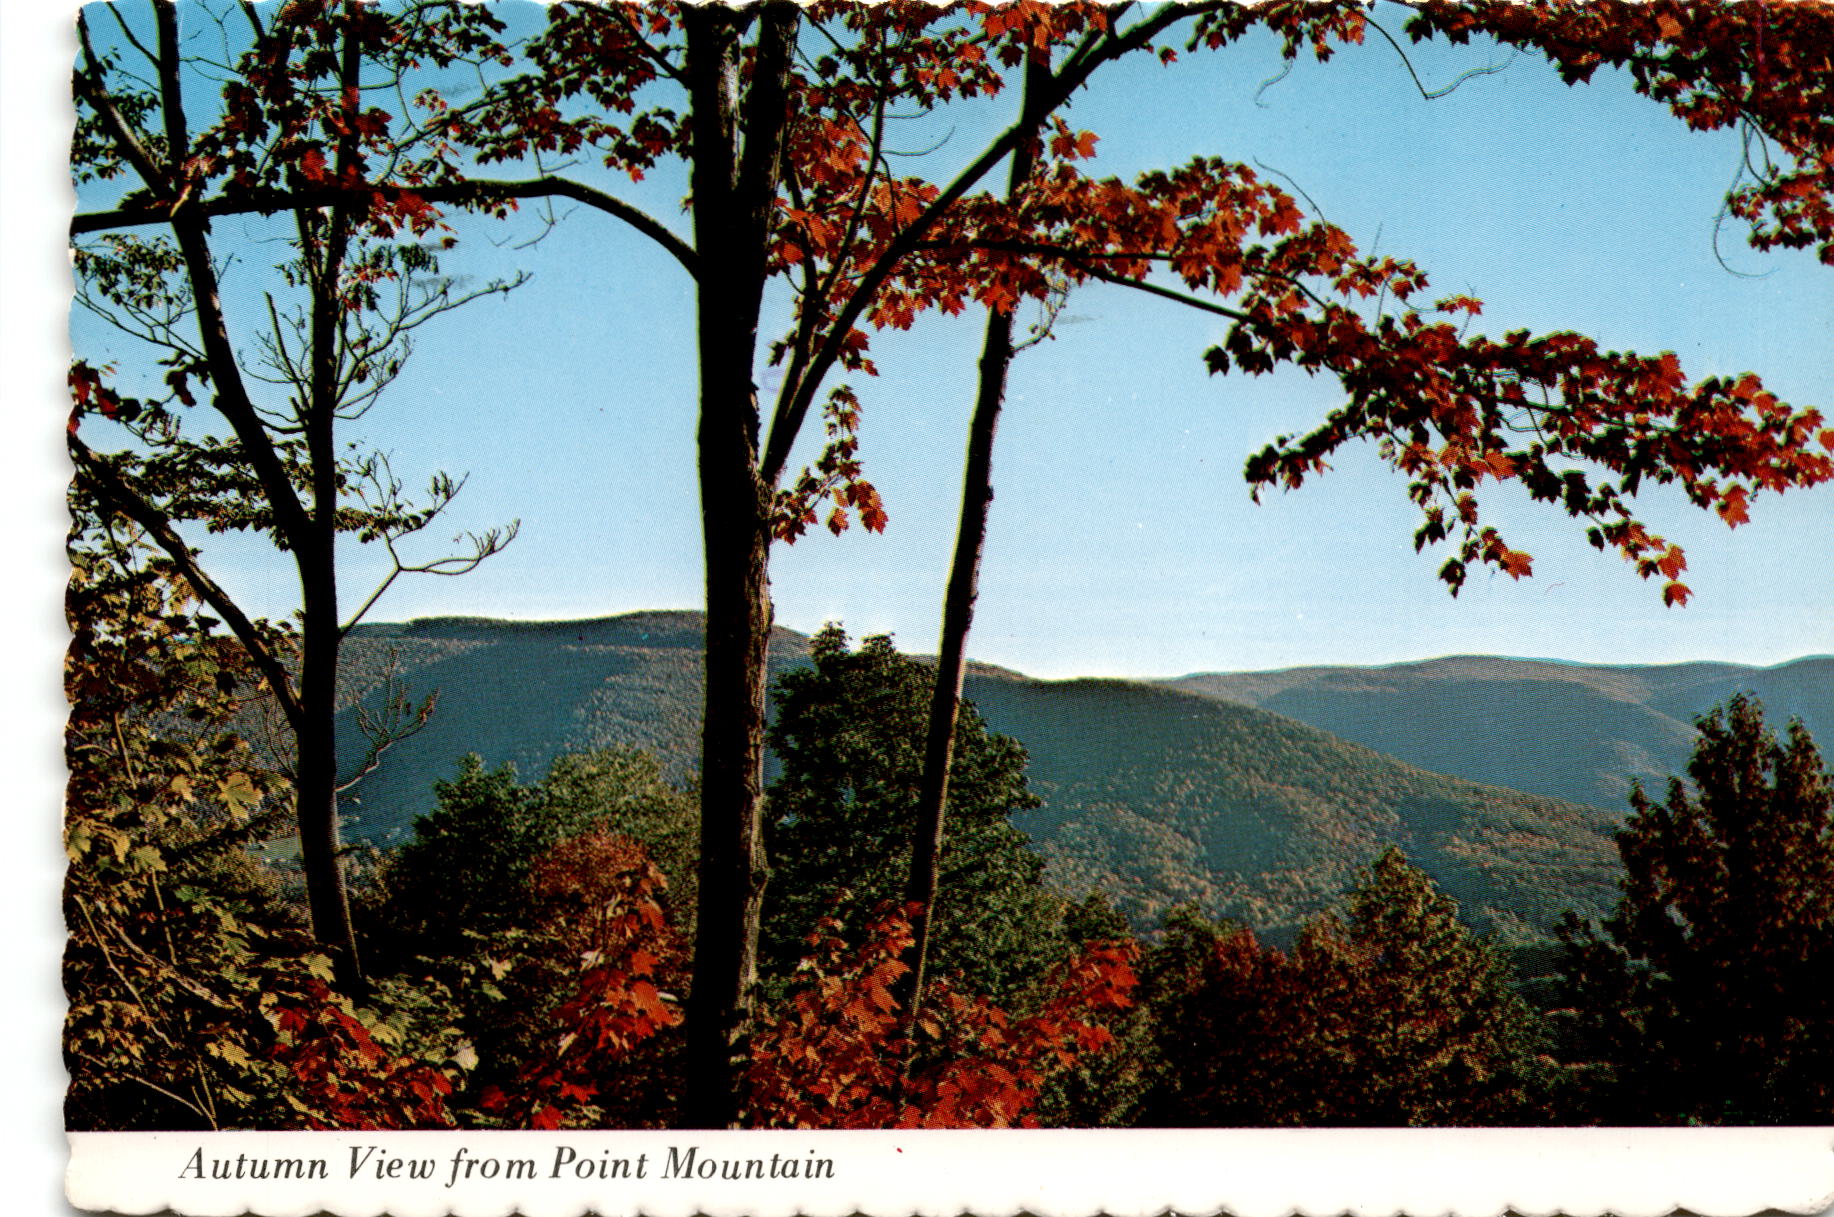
[374,746,697,964]
[543,750,699,924]
[1061,890,1133,947]
[760,627,1065,1004]
[1555,696,1834,1124]
[65,515,283,1130]
[1308,849,1552,1125]
[370,756,542,959]
[1031,892,1159,1128]
[1144,850,1549,1126]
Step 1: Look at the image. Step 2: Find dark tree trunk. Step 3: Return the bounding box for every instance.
[898,310,1018,1025]
[679,1,799,1130]
[294,573,364,998]
[900,61,1047,1026]
[685,463,773,1127]
[290,2,366,1000]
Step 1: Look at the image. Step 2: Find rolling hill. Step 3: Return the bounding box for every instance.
[1163,654,1834,812]
[329,612,1636,942]
[959,674,1620,942]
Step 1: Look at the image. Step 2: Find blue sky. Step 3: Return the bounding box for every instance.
[59,1,1834,679]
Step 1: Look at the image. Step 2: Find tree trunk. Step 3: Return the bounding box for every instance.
[679,2,798,1130]
[291,0,367,1001]
[684,462,773,1127]
[294,576,365,998]
[900,61,1047,1027]
[899,310,1018,1026]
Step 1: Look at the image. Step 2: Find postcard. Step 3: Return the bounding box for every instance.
[45,0,1834,1214]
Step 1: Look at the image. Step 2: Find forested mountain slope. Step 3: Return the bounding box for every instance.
[961,674,1618,940]
[334,612,808,825]
[329,614,1650,939]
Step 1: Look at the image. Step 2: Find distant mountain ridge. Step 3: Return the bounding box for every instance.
[325,612,1779,941]
[337,610,807,791]
[1161,654,1834,812]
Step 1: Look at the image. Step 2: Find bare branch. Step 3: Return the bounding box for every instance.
[605,4,689,87]
[335,651,437,794]
[103,3,160,71]
[338,454,520,634]
[75,12,172,194]
[1367,18,1515,102]
[1065,256,1254,321]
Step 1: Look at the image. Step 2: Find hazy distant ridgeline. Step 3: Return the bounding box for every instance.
[333,612,811,818]
[1163,655,1834,812]
[319,612,1700,940]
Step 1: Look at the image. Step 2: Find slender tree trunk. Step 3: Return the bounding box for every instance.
[680,2,798,1130]
[899,62,1047,1027]
[898,312,1017,1024]
[292,1,366,1000]
[294,570,364,997]
[292,286,365,998]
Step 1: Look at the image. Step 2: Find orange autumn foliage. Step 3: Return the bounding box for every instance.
[746,907,1137,1128]
[480,832,686,1129]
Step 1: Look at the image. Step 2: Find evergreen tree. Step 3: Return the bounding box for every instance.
[377,748,696,966]
[760,627,1063,1003]
[1556,696,1834,1124]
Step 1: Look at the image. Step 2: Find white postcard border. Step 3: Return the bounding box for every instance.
[66,1128,1834,1217]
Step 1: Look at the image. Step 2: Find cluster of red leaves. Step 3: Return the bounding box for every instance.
[748,1,1832,604]
[746,908,1137,1129]
[1220,264,1833,601]
[69,360,132,436]
[479,833,684,1130]
[1407,1,1834,264]
[759,1,1164,399]
[771,385,887,541]
[265,977,455,1130]
[454,2,682,181]
[897,128,1830,602]
[1192,0,1371,62]
[200,0,505,242]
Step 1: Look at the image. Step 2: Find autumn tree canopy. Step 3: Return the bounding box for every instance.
[1144,852,1548,1126]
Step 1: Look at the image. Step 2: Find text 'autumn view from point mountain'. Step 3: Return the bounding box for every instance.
[67,0,1833,1130]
